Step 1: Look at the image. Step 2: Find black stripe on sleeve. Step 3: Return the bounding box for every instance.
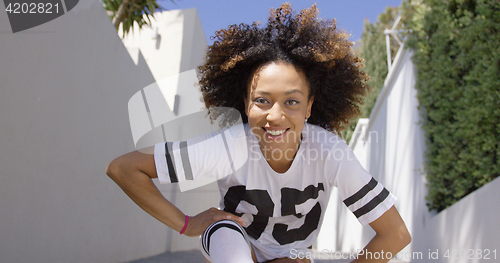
[352,188,390,218]
[179,141,193,180]
[164,142,178,183]
[343,177,378,207]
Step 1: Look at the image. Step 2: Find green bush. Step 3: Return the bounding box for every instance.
[406,0,500,211]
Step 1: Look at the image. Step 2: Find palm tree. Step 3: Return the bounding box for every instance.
[102,0,174,37]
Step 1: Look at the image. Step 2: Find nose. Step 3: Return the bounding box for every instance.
[266,102,284,123]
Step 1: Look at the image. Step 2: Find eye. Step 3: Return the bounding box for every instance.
[253,98,269,104]
[285,99,300,106]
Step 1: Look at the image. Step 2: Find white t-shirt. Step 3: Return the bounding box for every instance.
[154,123,397,261]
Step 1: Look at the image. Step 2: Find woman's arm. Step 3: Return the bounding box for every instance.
[352,206,411,263]
[105,148,244,237]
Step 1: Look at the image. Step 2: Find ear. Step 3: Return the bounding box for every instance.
[306,96,314,119]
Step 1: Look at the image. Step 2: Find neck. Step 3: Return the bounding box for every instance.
[266,158,293,173]
[260,142,300,173]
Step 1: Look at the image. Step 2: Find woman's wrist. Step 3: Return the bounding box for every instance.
[179,215,189,235]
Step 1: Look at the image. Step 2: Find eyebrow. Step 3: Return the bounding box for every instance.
[254,89,304,96]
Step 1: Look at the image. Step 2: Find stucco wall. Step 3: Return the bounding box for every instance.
[412,176,500,263]
[0,1,205,262]
[121,8,220,253]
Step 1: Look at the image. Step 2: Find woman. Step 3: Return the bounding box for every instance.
[106,4,411,263]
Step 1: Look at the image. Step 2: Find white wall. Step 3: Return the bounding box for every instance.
[318,47,428,258]
[0,1,210,262]
[121,8,222,253]
[412,176,500,263]
[121,8,207,80]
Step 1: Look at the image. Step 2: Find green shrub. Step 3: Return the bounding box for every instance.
[406,0,500,211]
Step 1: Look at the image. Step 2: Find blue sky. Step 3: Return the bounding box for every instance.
[157,0,403,44]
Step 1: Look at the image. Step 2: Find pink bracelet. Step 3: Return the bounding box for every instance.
[179,215,189,235]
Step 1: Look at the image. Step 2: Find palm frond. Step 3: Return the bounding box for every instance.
[102,0,173,37]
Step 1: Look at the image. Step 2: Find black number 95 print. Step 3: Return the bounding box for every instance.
[5,2,60,14]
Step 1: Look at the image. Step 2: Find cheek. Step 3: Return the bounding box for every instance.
[246,105,261,124]
[290,110,308,129]
[287,107,308,119]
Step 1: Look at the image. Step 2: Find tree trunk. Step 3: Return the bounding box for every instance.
[112,0,133,30]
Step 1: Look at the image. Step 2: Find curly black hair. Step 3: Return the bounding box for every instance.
[198,3,368,133]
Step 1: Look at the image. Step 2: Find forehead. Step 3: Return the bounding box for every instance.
[247,62,309,96]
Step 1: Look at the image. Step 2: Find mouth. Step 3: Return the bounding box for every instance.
[263,127,290,138]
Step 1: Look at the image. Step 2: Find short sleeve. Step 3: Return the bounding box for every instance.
[329,140,397,225]
[153,124,248,184]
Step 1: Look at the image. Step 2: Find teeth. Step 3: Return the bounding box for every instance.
[266,129,286,136]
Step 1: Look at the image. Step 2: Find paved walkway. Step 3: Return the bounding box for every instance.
[126,250,407,263]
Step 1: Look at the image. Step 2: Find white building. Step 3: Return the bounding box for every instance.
[120,8,223,253]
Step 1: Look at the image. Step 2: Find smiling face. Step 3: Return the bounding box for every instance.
[244,62,314,167]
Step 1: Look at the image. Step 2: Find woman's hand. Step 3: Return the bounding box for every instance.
[182,207,246,237]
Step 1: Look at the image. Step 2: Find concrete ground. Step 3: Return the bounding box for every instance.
[126,250,407,263]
